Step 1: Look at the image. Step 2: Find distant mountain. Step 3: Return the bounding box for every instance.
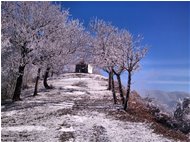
[141,90,190,112]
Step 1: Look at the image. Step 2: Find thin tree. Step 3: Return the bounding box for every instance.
[111,30,130,104]
[123,35,147,110]
[33,68,41,96]
[112,68,125,104]
[89,19,118,104]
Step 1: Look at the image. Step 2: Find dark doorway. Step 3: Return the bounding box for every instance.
[75,62,88,73]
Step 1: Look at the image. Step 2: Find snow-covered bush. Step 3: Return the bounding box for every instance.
[173,98,190,134]
[145,97,190,134]
[174,97,190,121]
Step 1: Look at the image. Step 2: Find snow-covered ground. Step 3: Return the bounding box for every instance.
[1,73,174,142]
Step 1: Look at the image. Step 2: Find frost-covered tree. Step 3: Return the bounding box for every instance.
[32,18,90,96]
[43,19,89,87]
[31,20,87,95]
[112,30,132,105]
[89,19,118,104]
[89,19,147,107]
[1,2,68,101]
[123,35,147,110]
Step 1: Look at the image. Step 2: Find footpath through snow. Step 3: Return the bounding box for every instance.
[1,73,174,142]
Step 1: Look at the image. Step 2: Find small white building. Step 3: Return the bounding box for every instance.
[75,61,93,74]
[87,64,93,74]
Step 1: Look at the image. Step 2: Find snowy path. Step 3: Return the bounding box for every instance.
[1,73,173,142]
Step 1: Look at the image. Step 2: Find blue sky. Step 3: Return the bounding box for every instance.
[62,1,190,93]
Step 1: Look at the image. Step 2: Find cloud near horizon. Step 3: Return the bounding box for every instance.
[121,60,190,93]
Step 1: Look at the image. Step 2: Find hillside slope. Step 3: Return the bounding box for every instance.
[1,73,187,142]
[141,90,190,111]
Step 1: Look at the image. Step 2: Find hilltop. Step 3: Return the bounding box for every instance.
[1,73,189,142]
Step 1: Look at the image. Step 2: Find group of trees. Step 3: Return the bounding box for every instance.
[90,19,147,110]
[1,2,147,111]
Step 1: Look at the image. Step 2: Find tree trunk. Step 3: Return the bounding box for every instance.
[43,67,52,89]
[12,65,25,101]
[116,74,125,105]
[124,71,131,110]
[108,72,112,90]
[51,71,54,77]
[111,71,117,104]
[33,68,41,96]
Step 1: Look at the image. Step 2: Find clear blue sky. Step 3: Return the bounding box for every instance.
[62,1,190,93]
